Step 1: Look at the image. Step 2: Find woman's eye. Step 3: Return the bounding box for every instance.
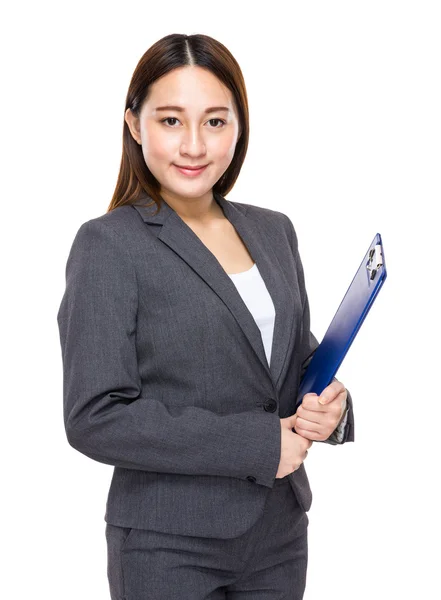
[207,118,226,128]
[161,117,180,127]
[160,117,226,128]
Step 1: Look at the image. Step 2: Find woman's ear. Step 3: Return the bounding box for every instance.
[125,108,142,145]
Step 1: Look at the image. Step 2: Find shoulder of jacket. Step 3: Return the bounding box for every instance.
[234,201,300,257]
[231,199,289,223]
[238,202,295,242]
[76,205,138,237]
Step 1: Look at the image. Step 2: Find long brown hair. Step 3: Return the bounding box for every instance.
[107,33,250,215]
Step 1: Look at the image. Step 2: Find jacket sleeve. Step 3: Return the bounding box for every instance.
[56,219,281,488]
[283,214,355,445]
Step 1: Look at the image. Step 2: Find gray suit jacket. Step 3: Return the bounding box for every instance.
[57,190,354,539]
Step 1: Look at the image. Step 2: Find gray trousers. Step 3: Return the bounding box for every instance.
[105,476,309,599]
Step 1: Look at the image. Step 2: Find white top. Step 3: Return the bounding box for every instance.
[227,263,275,368]
[227,262,348,442]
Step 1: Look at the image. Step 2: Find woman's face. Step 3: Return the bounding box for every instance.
[125,66,242,206]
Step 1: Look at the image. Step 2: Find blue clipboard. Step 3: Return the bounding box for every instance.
[294,233,387,409]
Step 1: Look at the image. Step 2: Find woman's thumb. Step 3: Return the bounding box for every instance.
[280,413,298,431]
[290,413,298,430]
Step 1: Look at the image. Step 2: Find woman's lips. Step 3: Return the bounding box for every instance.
[174,164,208,177]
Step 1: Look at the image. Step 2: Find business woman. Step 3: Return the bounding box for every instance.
[57,33,354,600]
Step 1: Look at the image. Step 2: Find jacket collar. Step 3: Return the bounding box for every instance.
[131,191,297,391]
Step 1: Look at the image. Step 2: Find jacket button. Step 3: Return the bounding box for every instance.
[264,399,277,412]
[247,475,257,483]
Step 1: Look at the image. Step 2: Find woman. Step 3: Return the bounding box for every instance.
[57,33,354,600]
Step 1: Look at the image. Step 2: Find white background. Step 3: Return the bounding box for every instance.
[2,1,440,598]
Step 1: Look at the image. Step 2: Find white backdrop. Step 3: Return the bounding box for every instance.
[2,1,440,598]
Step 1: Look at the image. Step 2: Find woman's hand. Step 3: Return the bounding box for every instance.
[292,381,348,441]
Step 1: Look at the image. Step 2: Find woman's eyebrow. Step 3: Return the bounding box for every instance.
[154,105,230,114]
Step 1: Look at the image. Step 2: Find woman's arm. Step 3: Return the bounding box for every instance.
[57,218,281,487]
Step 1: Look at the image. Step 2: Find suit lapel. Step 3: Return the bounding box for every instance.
[131,191,297,389]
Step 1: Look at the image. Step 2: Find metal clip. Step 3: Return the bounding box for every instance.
[366,244,383,281]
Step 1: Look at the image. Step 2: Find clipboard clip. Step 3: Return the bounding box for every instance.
[366,244,383,281]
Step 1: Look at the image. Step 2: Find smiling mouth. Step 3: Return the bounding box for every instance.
[174,164,208,170]
[173,164,209,176]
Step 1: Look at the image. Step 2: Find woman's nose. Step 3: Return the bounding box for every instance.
[179,126,207,152]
